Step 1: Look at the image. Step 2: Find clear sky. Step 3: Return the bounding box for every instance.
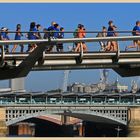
[0,3,139,91]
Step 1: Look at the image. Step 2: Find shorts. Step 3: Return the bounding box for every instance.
[57,44,63,49]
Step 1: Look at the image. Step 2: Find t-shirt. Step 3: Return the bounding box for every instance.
[15,30,22,40]
[48,26,55,37]
[1,32,9,40]
[78,29,86,38]
[48,26,55,31]
[28,27,37,40]
[1,32,6,39]
[53,28,59,38]
[132,26,140,36]
[15,34,21,40]
[107,26,114,37]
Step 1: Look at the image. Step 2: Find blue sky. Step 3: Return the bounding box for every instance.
[0,3,139,91]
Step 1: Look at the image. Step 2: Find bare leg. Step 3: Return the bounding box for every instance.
[12,44,18,53]
[75,43,81,52]
[29,44,36,52]
[111,41,118,51]
[137,41,140,51]
[83,43,88,52]
[105,41,112,51]
[125,41,137,51]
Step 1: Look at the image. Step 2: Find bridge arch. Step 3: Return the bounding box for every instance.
[6,110,127,126]
[58,111,127,126]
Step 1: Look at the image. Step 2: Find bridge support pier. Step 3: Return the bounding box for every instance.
[18,122,35,136]
[78,121,85,137]
[128,107,140,137]
[61,115,70,125]
[0,108,8,136]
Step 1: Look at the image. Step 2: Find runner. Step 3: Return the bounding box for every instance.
[125,21,140,51]
[27,22,38,52]
[106,20,118,52]
[1,27,10,53]
[75,24,88,52]
[96,26,107,51]
[36,24,42,39]
[12,24,24,53]
[57,27,64,52]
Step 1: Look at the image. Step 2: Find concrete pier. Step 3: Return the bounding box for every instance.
[0,108,8,136]
[127,107,140,137]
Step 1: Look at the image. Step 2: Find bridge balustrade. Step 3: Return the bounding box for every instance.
[0,94,140,106]
[0,30,140,79]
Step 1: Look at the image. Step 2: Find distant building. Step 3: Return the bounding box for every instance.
[107,79,128,93]
[67,82,100,93]
[67,79,128,94]
[83,85,91,93]
[69,83,85,93]
[0,78,25,93]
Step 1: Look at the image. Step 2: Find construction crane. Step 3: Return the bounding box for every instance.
[131,80,139,93]
[98,69,109,92]
[100,69,109,84]
[62,70,70,93]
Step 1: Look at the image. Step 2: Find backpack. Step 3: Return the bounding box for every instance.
[48,26,55,37]
[73,29,78,38]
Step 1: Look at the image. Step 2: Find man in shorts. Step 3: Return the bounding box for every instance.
[57,27,64,52]
[126,21,140,51]
[96,26,107,51]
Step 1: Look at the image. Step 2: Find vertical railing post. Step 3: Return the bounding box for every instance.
[117,43,120,60]
[45,95,47,104]
[80,42,83,59]
[1,45,5,65]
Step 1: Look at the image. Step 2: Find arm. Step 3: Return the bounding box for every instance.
[136,30,140,35]
[82,30,86,37]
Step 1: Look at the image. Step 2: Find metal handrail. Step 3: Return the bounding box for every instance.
[0,30,138,34]
[0,36,139,45]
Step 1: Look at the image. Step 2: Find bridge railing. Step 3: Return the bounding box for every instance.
[0,93,140,106]
[0,31,140,77]
[0,30,139,59]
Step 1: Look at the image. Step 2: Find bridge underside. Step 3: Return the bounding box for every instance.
[7,113,126,126]
[36,115,81,125]
[1,51,140,79]
[57,112,127,126]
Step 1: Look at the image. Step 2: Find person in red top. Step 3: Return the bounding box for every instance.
[75,24,88,52]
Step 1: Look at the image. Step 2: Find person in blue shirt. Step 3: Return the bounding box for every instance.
[47,21,56,38]
[28,22,38,40]
[12,24,24,53]
[105,20,118,52]
[56,27,64,52]
[36,24,42,39]
[132,21,140,36]
[27,22,38,52]
[126,21,140,51]
[46,22,60,52]
[1,27,10,53]
[53,23,60,38]
[107,21,116,37]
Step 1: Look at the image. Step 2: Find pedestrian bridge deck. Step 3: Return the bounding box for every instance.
[2,51,140,77]
[0,36,140,80]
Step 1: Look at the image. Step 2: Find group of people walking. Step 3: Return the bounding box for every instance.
[0,20,140,53]
[0,21,65,53]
